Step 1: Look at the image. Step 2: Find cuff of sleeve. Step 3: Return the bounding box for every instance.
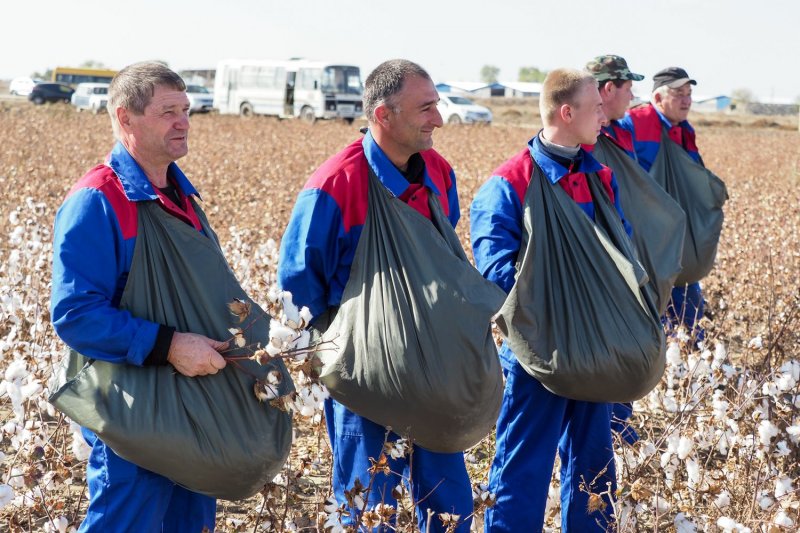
[143,325,175,366]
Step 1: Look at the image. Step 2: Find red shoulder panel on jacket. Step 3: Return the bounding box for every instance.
[67,164,138,240]
[493,148,533,206]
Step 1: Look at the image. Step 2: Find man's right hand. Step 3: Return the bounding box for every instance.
[166,332,229,377]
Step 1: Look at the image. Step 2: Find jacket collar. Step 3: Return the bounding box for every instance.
[106,142,201,202]
[362,130,442,197]
[652,103,695,133]
[529,133,604,184]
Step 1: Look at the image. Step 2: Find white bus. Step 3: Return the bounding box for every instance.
[213,59,363,122]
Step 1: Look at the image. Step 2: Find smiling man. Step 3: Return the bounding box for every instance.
[278,59,472,532]
[51,62,228,531]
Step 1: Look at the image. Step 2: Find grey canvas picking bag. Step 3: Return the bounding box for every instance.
[495,160,666,403]
[592,135,687,315]
[650,130,728,285]
[49,200,293,501]
[316,168,506,453]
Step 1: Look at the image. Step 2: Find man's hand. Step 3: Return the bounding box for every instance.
[166,332,229,377]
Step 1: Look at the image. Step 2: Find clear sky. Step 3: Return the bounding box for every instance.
[2,0,797,102]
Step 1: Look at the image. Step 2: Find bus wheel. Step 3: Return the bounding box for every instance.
[240,102,254,117]
[300,106,316,124]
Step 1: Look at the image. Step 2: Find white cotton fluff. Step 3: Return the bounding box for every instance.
[674,512,697,533]
[716,517,738,532]
[774,476,793,499]
[758,493,774,510]
[4,359,28,383]
[714,490,731,509]
[757,420,779,446]
[0,484,14,508]
[677,436,694,459]
[19,381,42,401]
[786,424,800,444]
[666,342,682,365]
[772,510,794,528]
[748,336,763,349]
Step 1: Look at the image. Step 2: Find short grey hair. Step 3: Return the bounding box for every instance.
[108,61,186,139]
[363,59,432,122]
[652,84,670,101]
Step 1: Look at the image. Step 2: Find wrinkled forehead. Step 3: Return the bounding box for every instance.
[145,85,189,111]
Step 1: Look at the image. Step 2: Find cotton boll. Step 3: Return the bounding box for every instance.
[674,512,697,533]
[4,359,28,383]
[774,476,793,499]
[716,517,737,532]
[677,436,694,459]
[757,420,779,446]
[666,342,682,365]
[772,510,794,528]
[747,336,763,349]
[787,424,800,444]
[19,381,42,400]
[714,490,731,509]
[0,484,14,508]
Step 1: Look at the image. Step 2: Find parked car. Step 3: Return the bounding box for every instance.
[71,83,110,113]
[28,83,74,105]
[9,77,43,96]
[186,84,214,114]
[437,93,492,125]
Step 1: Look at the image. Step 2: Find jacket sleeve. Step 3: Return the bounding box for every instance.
[469,176,523,294]
[50,188,159,365]
[277,188,347,320]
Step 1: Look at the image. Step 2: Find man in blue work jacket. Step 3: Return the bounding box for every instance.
[278,59,471,532]
[51,62,228,532]
[471,68,630,532]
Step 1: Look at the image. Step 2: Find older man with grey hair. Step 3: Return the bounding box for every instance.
[619,67,710,341]
[278,59,473,532]
[51,61,229,531]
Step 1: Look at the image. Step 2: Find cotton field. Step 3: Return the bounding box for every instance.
[0,104,798,531]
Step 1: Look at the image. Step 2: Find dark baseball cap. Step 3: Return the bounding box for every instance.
[585,55,644,82]
[652,67,697,91]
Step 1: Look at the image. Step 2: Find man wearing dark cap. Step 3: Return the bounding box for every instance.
[619,67,705,339]
[619,66,699,170]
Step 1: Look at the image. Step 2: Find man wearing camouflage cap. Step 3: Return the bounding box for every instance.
[585,54,644,159]
[585,55,645,446]
[619,67,707,340]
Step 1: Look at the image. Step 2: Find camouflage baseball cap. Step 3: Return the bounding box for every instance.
[586,55,645,82]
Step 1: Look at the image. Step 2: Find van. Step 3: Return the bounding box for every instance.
[71,83,110,113]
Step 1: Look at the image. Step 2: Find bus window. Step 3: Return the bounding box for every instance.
[322,66,362,95]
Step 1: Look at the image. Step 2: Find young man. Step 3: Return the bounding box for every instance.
[619,67,705,337]
[277,59,471,532]
[471,69,629,532]
[51,62,229,531]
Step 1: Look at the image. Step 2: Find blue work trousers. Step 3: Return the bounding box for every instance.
[666,282,705,340]
[324,398,472,532]
[79,428,216,532]
[485,362,617,532]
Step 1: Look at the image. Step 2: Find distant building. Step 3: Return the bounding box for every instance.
[436,81,489,95]
[744,98,799,116]
[436,80,541,98]
[692,95,732,113]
